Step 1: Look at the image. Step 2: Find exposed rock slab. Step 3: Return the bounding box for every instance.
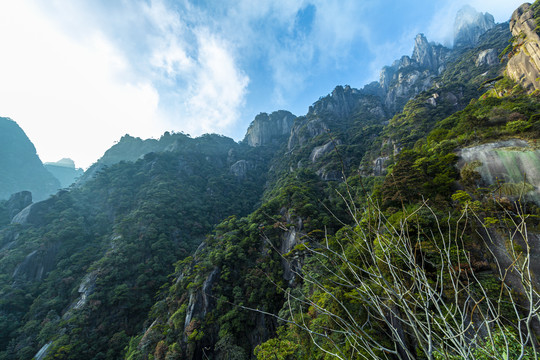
[507,3,540,92]
[244,110,296,147]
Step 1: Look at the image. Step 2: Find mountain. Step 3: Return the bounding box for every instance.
[0,133,274,360]
[453,5,496,48]
[122,6,533,360]
[0,3,539,360]
[43,159,83,188]
[0,118,60,201]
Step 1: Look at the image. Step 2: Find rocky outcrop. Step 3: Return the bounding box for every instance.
[183,268,220,338]
[380,34,451,113]
[309,85,362,118]
[243,110,296,147]
[229,160,254,180]
[280,215,304,284]
[5,191,32,221]
[73,273,97,310]
[287,117,329,151]
[373,156,390,176]
[507,3,540,92]
[309,141,339,163]
[12,243,59,284]
[11,195,59,226]
[454,6,495,48]
[476,48,499,66]
[182,267,220,359]
[34,342,52,360]
[412,34,449,73]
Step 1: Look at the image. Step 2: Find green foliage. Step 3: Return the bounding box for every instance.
[434,328,536,359]
[0,135,272,360]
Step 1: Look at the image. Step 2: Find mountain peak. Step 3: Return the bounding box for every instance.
[44,158,76,169]
[243,110,296,147]
[454,5,495,48]
[412,33,432,68]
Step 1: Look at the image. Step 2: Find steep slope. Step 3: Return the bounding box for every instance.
[0,118,60,201]
[123,7,521,360]
[363,21,510,175]
[0,134,277,360]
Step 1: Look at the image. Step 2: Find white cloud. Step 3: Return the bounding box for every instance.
[0,1,164,169]
[141,0,250,135]
[426,0,525,46]
[182,30,249,133]
[214,0,375,106]
[0,0,252,168]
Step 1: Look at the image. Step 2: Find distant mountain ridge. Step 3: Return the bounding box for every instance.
[43,158,83,188]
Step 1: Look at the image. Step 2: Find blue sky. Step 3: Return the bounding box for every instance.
[0,0,524,168]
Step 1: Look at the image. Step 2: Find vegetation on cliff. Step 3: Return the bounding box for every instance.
[1,3,540,360]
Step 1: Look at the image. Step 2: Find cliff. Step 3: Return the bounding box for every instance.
[243,110,296,147]
[507,2,540,92]
[454,5,496,48]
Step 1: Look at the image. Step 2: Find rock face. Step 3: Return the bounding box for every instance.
[229,160,254,180]
[5,191,32,221]
[243,110,296,147]
[11,195,58,226]
[476,48,499,66]
[287,118,329,151]
[507,3,540,92]
[309,85,363,118]
[412,34,449,73]
[310,141,338,163]
[380,34,451,113]
[0,118,60,201]
[454,5,495,48]
[12,243,59,284]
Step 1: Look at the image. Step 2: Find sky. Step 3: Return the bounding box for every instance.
[0,0,525,169]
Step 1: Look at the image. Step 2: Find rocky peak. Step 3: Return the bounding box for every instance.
[413,34,450,73]
[507,2,540,92]
[412,34,432,67]
[454,5,495,48]
[308,85,361,118]
[243,110,296,147]
[378,33,450,113]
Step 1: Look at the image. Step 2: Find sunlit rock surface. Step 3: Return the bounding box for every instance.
[507,3,540,92]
